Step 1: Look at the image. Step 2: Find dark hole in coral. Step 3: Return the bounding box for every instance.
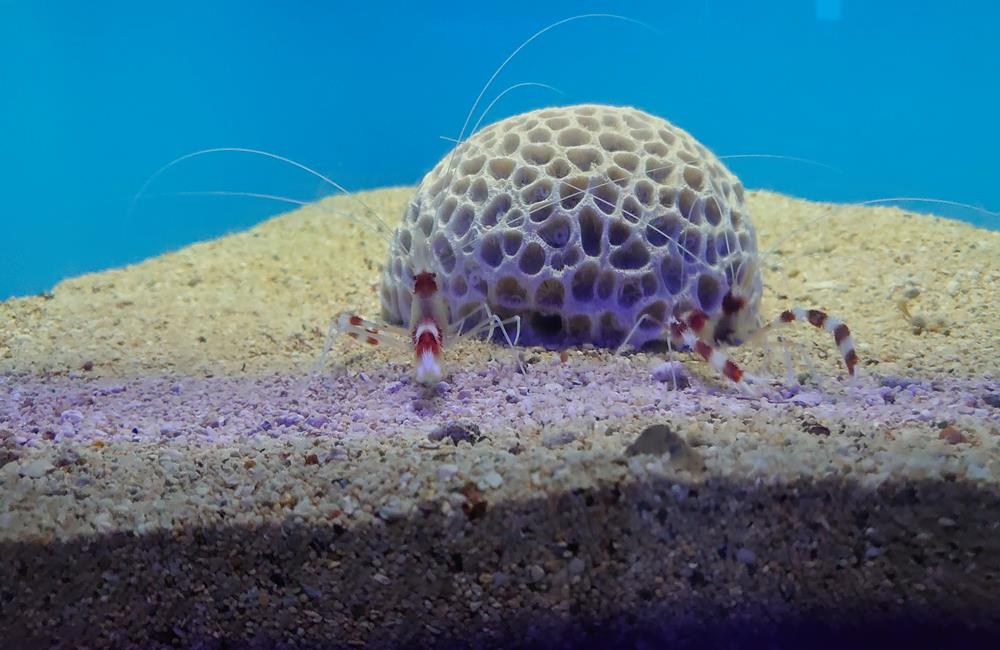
[618,280,643,308]
[574,208,601,256]
[530,312,564,341]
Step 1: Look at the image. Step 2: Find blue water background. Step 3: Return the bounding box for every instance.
[1,0,997,299]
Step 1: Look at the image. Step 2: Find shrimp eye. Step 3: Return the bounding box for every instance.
[413,271,438,297]
[722,290,745,315]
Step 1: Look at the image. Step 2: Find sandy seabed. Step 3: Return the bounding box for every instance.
[1,188,999,648]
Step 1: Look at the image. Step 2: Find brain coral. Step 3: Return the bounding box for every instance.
[380,104,763,350]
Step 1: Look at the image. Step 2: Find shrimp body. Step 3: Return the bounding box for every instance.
[410,271,447,384]
[323,264,517,386]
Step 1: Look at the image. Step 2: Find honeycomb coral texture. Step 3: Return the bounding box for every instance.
[381,105,761,349]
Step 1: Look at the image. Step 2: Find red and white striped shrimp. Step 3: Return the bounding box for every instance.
[312,227,522,387]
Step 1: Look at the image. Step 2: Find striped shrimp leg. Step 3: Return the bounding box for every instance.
[336,313,411,351]
[766,308,859,377]
[294,311,410,398]
[671,310,751,392]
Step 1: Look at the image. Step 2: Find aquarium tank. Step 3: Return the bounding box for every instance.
[2,2,998,648]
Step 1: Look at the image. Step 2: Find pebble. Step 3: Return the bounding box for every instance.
[626,425,702,474]
[791,391,824,407]
[55,450,81,467]
[527,564,545,582]
[626,424,679,456]
[881,377,920,389]
[60,409,84,425]
[323,448,347,463]
[482,471,503,489]
[275,413,304,427]
[542,429,577,448]
[428,422,481,445]
[938,516,957,528]
[568,558,585,575]
[378,497,413,521]
[19,459,55,478]
[305,415,328,428]
[436,464,459,482]
[735,548,756,565]
[650,361,690,388]
[938,426,967,445]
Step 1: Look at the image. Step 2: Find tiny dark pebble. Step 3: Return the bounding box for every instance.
[81,360,94,372]
[260,420,272,431]
[0,450,19,468]
[542,429,577,448]
[880,376,919,389]
[275,413,303,427]
[460,481,487,520]
[56,450,81,467]
[651,361,691,389]
[938,426,967,445]
[305,415,328,428]
[429,422,482,445]
[806,423,831,436]
[200,414,224,429]
[627,424,704,473]
[304,453,319,466]
[626,424,679,456]
[687,569,707,587]
[323,448,348,463]
[984,394,1000,408]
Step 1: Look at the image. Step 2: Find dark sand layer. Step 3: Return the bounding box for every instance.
[1,189,999,648]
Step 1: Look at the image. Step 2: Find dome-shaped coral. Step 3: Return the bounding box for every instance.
[380,104,762,350]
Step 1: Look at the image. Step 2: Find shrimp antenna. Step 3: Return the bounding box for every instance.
[719,154,843,175]
[856,197,998,218]
[164,190,394,240]
[127,147,394,237]
[759,196,998,267]
[168,190,309,206]
[447,13,658,175]
[467,81,564,140]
